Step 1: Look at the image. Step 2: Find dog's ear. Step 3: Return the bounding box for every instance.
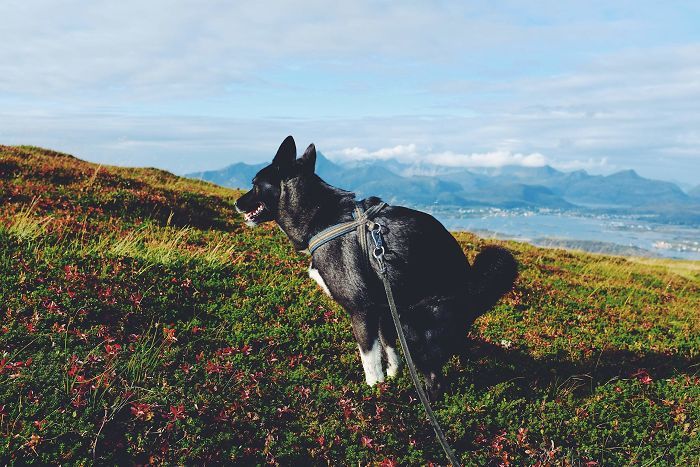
[272,135,296,169]
[300,143,316,174]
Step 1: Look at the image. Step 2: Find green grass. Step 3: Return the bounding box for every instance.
[1,145,698,465]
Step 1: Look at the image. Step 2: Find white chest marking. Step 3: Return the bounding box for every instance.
[308,266,332,297]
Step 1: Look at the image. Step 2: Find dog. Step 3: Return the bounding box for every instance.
[235,136,517,399]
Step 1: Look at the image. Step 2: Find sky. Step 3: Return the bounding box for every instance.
[1,1,699,186]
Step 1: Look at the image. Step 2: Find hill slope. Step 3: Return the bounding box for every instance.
[1,146,699,465]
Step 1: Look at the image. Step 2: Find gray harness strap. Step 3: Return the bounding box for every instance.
[353,202,373,272]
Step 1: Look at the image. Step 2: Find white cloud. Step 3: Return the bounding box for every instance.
[430,150,547,168]
[328,144,548,168]
[332,144,418,161]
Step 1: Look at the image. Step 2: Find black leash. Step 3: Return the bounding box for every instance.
[366,222,462,467]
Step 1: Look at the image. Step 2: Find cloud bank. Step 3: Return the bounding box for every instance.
[327,144,612,172]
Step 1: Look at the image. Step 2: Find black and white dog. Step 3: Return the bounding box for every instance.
[236,136,517,399]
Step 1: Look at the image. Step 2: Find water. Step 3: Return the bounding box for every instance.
[428,209,700,261]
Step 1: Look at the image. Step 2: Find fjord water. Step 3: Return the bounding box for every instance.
[434,210,700,261]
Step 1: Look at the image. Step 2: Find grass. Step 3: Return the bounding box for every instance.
[624,257,700,282]
[0,145,698,465]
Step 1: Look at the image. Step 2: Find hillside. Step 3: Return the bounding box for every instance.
[1,146,699,465]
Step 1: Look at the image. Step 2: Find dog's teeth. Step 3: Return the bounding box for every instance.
[243,204,263,221]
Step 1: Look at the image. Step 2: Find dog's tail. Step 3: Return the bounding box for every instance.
[468,246,518,318]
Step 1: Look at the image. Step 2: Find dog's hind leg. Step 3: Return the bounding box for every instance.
[351,312,384,386]
[379,313,402,378]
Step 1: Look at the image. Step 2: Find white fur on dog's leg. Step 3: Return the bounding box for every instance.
[385,345,402,378]
[359,340,384,386]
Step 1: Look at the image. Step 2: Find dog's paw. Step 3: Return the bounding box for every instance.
[365,373,385,386]
[360,341,385,386]
[386,363,401,378]
[385,346,402,378]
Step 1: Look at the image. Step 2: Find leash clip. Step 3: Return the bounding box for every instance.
[369,223,386,272]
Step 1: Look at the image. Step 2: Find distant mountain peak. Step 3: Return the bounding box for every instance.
[608,169,641,179]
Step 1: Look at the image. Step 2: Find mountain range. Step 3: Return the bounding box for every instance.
[187,153,700,225]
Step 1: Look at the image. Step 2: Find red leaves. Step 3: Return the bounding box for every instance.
[204,361,222,375]
[218,347,237,357]
[276,405,293,418]
[516,427,529,446]
[632,369,653,385]
[26,390,40,404]
[71,329,88,342]
[0,358,9,375]
[63,264,80,281]
[323,309,339,323]
[33,419,47,431]
[71,392,87,409]
[171,277,192,289]
[44,300,61,314]
[163,326,177,344]
[168,404,186,422]
[97,286,116,305]
[288,353,303,368]
[129,293,143,308]
[338,398,354,420]
[360,435,374,449]
[104,343,121,357]
[23,434,42,454]
[295,386,311,401]
[212,344,251,365]
[374,403,384,420]
[130,403,154,421]
[0,357,32,377]
[67,354,80,377]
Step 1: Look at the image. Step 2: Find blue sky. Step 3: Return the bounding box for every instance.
[1,1,699,186]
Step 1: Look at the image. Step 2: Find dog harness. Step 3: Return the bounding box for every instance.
[307,201,387,257]
[306,200,463,467]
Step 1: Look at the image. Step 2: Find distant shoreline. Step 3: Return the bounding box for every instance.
[431,208,700,261]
